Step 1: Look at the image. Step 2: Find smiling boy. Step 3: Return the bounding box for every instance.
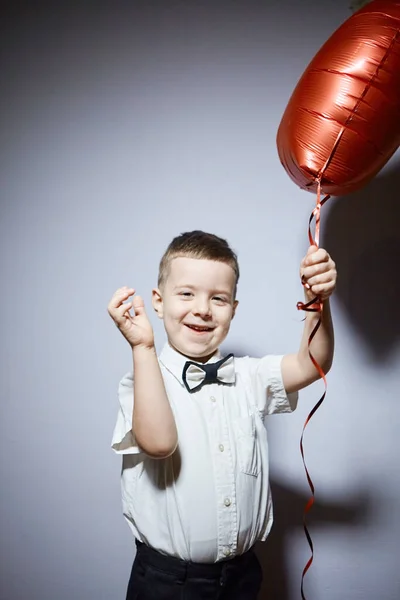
[108,230,336,600]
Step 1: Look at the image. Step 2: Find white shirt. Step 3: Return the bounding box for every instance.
[111,343,298,563]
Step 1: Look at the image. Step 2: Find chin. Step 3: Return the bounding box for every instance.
[170,340,218,361]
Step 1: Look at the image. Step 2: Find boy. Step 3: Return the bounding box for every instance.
[108,230,336,600]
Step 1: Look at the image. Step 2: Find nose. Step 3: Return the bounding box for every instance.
[193,298,212,319]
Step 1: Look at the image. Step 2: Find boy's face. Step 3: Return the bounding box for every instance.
[152,256,238,362]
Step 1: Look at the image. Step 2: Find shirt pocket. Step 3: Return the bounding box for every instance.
[233,414,260,476]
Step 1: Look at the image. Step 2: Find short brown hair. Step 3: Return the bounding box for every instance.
[158,230,240,296]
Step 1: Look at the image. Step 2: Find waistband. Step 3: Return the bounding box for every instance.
[135,540,254,579]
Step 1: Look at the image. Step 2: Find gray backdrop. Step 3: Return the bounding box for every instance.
[1,1,399,599]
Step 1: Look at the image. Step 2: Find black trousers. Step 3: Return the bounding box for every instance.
[126,540,263,600]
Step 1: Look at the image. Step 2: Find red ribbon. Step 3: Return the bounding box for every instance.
[297,182,331,599]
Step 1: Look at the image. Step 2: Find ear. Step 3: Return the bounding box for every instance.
[152,288,164,319]
[232,299,239,319]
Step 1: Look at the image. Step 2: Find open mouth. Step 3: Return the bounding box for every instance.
[185,324,214,333]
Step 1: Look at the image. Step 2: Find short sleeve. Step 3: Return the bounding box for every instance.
[249,355,298,416]
[111,371,142,455]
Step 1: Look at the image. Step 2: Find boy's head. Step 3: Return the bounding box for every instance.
[152,231,239,362]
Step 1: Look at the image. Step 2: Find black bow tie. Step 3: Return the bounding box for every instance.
[182,354,235,393]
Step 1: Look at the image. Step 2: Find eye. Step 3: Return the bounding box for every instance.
[179,291,193,297]
[213,296,226,303]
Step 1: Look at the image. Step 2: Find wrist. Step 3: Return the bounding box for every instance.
[132,343,156,358]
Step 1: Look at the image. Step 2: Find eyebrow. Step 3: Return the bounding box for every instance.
[173,284,232,297]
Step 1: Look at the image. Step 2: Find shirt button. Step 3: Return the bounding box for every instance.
[224,497,231,507]
[210,396,216,402]
[219,444,224,452]
[223,548,231,557]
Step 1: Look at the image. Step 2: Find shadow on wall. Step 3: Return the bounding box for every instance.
[322,164,400,362]
[254,477,370,600]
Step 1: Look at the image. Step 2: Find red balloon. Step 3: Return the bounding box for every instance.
[277,0,400,196]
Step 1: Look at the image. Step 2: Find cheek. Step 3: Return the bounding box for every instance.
[165,301,188,322]
[216,309,233,330]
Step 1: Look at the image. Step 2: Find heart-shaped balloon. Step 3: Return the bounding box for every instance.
[277,0,400,196]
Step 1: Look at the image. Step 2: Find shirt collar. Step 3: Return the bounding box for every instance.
[159,343,222,387]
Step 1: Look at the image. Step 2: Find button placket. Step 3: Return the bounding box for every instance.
[212,388,237,560]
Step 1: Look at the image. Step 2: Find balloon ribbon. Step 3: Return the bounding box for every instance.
[296,181,331,599]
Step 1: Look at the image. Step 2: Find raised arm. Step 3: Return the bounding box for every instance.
[108,287,178,458]
[282,247,336,394]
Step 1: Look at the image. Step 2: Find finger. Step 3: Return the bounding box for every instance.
[300,273,311,290]
[306,244,319,256]
[132,295,146,316]
[310,280,336,297]
[112,286,134,295]
[300,245,317,267]
[304,248,330,267]
[115,300,134,322]
[300,245,321,271]
[108,288,135,311]
[302,260,335,279]
[114,287,135,300]
[307,270,335,287]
